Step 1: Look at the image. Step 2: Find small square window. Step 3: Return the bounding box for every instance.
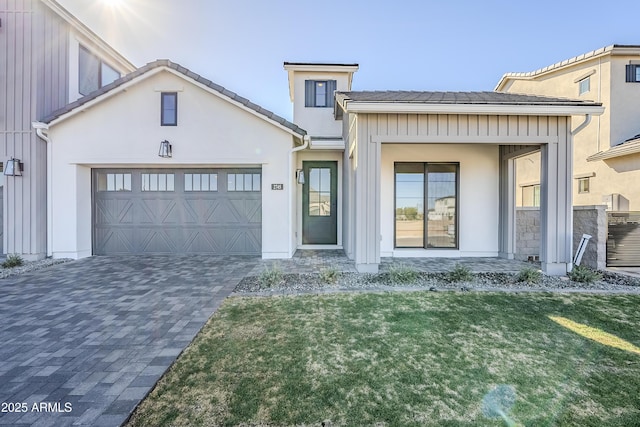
[161,92,178,126]
[304,80,337,107]
[578,177,590,194]
[578,77,590,95]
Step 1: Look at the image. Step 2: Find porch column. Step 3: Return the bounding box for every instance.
[353,137,381,272]
[498,147,516,259]
[539,120,573,275]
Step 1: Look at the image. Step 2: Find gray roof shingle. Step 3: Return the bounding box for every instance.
[42,60,306,136]
[335,91,601,106]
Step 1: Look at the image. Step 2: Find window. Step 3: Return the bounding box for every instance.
[394,163,458,249]
[626,64,640,82]
[97,173,131,192]
[304,80,337,107]
[79,46,120,96]
[578,77,590,95]
[161,92,178,126]
[185,173,217,191]
[227,173,261,191]
[141,173,175,191]
[522,184,540,207]
[308,167,331,216]
[578,177,590,194]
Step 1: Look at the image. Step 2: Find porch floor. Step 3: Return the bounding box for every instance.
[249,250,537,275]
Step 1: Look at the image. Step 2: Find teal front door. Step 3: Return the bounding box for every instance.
[302,161,337,244]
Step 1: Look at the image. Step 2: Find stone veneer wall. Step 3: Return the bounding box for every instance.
[515,205,607,270]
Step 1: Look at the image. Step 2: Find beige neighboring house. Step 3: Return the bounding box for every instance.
[496,45,640,211]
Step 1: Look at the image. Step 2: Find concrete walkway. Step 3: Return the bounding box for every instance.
[0,255,259,427]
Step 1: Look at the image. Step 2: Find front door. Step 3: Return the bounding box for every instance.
[302,161,337,244]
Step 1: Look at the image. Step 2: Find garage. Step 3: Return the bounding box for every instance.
[93,168,261,255]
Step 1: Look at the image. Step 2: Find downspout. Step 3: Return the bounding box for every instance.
[571,114,591,136]
[32,122,52,257]
[288,135,309,256]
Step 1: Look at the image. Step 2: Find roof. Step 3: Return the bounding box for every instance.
[336,91,600,105]
[283,62,359,68]
[587,134,640,162]
[335,91,603,117]
[495,44,640,91]
[42,60,307,137]
[40,0,135,72]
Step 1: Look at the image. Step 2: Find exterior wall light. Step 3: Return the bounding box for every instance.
[296,169,305,184]
[4,158,23,176]
[158,140,172,158]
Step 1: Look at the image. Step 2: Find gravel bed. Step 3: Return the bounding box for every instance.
[235,270,640,294]
[0,258,72,279]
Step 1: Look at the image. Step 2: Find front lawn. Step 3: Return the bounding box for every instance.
[127,292,640,426]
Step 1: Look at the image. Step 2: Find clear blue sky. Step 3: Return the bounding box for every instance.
[59,0,640,121]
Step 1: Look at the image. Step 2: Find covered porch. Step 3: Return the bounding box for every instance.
[335,91,604,274]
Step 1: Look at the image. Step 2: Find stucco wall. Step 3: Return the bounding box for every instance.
[381,144,500,257]
[291,71,350,137]
[515,205,607,270]
[48,69,297,259]
[506,55,640,210]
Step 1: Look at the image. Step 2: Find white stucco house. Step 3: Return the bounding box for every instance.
[4,1,605,275]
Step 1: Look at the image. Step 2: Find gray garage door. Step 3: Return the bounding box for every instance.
[93,169,261,255]
[607,211,640,267]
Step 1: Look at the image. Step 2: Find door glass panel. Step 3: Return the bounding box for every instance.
[309,167,331,216]
[395,164,424,247]
[426,164,457,248]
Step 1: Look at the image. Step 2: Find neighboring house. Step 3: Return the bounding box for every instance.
[0,0,135,259]
[496,45,640,211]
[3,1,605,275]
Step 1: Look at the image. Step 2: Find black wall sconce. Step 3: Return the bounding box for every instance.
[158,140,172,158]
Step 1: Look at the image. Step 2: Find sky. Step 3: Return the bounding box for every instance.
[58,0,640,121]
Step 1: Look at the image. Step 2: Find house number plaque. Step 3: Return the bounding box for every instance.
[271,184,284,190]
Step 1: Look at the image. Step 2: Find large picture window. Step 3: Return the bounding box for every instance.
[395,163,458,249]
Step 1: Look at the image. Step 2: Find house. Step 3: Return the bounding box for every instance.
[0,0,135,258]
[496,45,640,211]
[3,1,604,275]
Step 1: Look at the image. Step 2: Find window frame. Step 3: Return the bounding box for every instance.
[393,162,459,250]
[578,177,590,194]
[161,92,178,126]
[304,80,337,108]
[626,64,640,83]
[578,76,590,95]
[79,45,120,96]
[521,184,541,207]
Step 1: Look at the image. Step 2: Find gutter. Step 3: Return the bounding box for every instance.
[32,122,53,257]
[288,135,309,256]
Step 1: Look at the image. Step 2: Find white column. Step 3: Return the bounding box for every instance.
[539,120,573,275]
[498,147,516,259]
[353,136,381,273]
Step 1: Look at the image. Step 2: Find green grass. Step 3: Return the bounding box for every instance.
[127,292,640,427]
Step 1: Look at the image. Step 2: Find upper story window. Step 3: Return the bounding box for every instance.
[161,92,178,126]
[578,76,590,95]
[626,64,640,82]
[304,80,337,107]
[79,46,120,96]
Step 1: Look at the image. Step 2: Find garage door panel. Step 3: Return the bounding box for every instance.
[93,169,262,255]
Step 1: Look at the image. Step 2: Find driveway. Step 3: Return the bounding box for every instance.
[0,255,259,427]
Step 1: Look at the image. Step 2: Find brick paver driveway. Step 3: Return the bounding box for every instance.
[0,255,259,427]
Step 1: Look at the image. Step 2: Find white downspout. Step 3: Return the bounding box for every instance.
[32,122,52,257]
[288,135,309,256]
[571,114,591,136]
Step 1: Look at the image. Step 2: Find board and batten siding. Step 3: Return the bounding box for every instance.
[346,112,573,274]
[1,0,70,257]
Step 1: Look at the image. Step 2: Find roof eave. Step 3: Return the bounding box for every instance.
[587,140,640,162]
[340,102,604,117]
